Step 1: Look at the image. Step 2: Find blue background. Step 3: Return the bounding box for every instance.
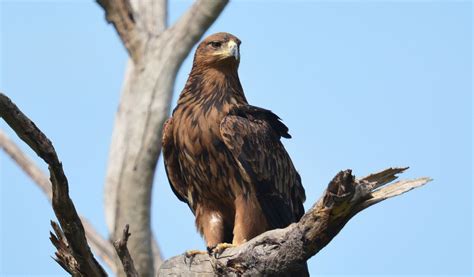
[0,0,472,276]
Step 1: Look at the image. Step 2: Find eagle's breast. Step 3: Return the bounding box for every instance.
[171,96,247,211]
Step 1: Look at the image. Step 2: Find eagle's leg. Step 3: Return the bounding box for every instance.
[232,194,268,245]
[196,207,227,249]
[184,208,228,263]
[211,195,268,257]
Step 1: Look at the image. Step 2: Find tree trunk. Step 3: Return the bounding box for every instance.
[97,1,229,275]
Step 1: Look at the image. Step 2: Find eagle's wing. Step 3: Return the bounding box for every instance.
[162,118,193,212]
[220,105,306,228]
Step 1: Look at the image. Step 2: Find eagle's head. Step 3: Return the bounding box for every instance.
[193,32,241,70]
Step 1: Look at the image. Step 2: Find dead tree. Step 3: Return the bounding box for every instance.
[0,1,431,276]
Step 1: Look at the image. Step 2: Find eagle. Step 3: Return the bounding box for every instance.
[162,32,306,253]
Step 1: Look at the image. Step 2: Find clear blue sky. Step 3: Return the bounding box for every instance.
[0,0,472,276]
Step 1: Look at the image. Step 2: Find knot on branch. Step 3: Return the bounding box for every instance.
[325,169,356,205]
[324,170,377,220]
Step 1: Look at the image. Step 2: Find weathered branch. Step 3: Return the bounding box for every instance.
[49,221,81,275]
[0,129,117,273]
[97,0,144,62]
[0,93,107,276]
[158,167,430,276]
[114,225,139,277]
[99,1,229,275]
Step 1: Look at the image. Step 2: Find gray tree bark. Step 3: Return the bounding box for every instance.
[97,0,229,275]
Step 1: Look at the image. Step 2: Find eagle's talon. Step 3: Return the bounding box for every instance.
[206,246,214,255]
[212,242,235,258]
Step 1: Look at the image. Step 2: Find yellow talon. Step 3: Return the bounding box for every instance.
[212,242,236,257]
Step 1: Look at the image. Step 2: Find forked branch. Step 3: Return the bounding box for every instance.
[0,129,116,272]
[114,225,139,277]
[96,0,143,62]
[0,93,107,276]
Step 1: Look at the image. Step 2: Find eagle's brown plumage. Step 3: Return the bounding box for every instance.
[162,32,306,249]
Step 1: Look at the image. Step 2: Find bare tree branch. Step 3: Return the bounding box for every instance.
[0,129,117,274]
[158,168,430,276]
[50,221,81,275]
[0,93,107,276]
[114,225,139,277]
[152,0,168,33]
[97,0,144,62]
[97,0,168,62]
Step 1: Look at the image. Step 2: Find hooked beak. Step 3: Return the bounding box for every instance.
[227,40,240,60]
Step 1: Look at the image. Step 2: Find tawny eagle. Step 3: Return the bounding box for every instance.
[162,32,306,251]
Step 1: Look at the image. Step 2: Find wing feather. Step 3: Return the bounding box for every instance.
[162,118,194,212]
[220,106,306,228]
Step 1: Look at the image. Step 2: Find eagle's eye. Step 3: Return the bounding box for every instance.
[209,41,222,48]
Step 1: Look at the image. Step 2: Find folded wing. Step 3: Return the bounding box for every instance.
[220,105,306,228]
